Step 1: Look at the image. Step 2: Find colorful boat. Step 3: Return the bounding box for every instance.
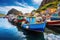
[47,17,60,33]
[45,3,60,33]
[22,17,46,32]
[47,13,60,26]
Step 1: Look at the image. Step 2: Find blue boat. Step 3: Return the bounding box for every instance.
[22,17,46,32]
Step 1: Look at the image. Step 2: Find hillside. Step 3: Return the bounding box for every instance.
[38,0,60,11]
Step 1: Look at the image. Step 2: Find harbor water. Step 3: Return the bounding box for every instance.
[0,18,60,40]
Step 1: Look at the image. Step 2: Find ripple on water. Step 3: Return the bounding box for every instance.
[0,18,60,40]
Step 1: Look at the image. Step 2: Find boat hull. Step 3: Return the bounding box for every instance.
[22,23,46,32]
[47,21,60,33]
[47,20,60,26]
[48,17,60,26]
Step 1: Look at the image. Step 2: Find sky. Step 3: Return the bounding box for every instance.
[0,0,43,14]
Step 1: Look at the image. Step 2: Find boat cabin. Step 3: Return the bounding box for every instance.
[26,16,36,24]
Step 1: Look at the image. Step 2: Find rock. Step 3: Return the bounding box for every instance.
[6,8,24,31]
[7,8,22,15]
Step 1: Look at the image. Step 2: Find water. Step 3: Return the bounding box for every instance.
[0,18,60,40]
[0,18,26,40]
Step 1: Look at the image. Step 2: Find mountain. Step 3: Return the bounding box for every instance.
[7,8,22,15]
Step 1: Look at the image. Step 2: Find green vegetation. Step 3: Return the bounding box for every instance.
[38,1,60,11]
[0,14,5,17]
[41,2,57,10]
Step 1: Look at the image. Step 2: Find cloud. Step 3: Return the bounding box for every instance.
[0,6,11,14]
[0,2,36,14]
[33,0,43,5]
[15,1,36,9]
[15,1,28,8]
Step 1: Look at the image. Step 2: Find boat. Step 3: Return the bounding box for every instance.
[22,17,46,32]
[47,12,60,26]
[46,16,60,33]
[47,21,60,26]
[47,19,60,33]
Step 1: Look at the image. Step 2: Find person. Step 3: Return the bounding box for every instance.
[17,13,23,26]
[35,13,43,24]
[42,14,46,21]
[46,14,51,21]
[17,13,29,26]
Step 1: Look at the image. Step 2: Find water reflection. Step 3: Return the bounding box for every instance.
[0,18,60,40]
[0,18,26,40]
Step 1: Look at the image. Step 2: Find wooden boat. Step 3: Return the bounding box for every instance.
[22,17,46,32]
[47,17,60,33]
[47,20,60,26]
